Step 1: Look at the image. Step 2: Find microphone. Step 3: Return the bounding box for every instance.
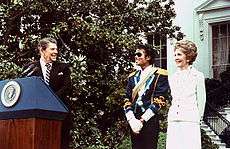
[21,64,35,77]
[26,67,39,77]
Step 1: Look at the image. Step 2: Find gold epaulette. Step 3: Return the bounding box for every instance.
[155,68,168,76]
[128,70,138,78]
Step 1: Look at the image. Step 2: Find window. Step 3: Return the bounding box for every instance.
[147,34,167,69]
[212,21,230,79]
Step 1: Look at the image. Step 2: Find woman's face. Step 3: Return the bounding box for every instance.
[174,48,189,70]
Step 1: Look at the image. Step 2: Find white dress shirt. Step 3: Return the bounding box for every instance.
[40,59,52,80]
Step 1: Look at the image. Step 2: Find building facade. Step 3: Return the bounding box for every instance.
[167,0,230,79]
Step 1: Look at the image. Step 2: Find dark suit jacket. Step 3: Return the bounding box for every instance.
[24,61,72,107]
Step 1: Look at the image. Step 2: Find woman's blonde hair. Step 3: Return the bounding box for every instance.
[174,40,198,65]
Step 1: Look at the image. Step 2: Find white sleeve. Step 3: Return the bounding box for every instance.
[141,108,155,122]
[196,73,206,120]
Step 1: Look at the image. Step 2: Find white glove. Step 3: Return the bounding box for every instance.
[125,110,143,133]
[141,108,155,122]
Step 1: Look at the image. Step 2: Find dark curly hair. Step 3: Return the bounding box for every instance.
[136,44,156,65]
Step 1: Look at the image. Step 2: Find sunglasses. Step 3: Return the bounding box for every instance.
[135,52,142,57]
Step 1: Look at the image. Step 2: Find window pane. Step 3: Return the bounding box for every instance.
[220,24,227,37]
[228,37,230,65]
[212,25,219,38]
[228,24,230,36]
[220,38,227,54]
[155,51,160,58]
[161,45,167,57]
[148,34,167,69]
[229,37,230,54]
[147,35,153,45]
[212,22,230,80]
[161,57,167,69]
[212,38,218,65]
[161,37,167,45]
[155,59,160,67]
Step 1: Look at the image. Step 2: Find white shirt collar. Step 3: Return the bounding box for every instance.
[40,58,52,67]
[139,65,154,79]
[177,65,192,72]
[175,65,200,77]
[40,58,46,68]
[40,58,52,78]
[141,65,153,73]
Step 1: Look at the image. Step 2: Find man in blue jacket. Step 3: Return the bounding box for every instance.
[124,44,169,149]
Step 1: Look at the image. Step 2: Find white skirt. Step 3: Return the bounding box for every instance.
[166,121,201,149]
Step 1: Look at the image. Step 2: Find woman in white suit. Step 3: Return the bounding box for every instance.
[166,40,206,149]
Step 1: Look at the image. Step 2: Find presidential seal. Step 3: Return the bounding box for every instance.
[1,81,21,107]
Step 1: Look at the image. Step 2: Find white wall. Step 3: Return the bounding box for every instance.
[167,0,209,77]
[168,0,230,79]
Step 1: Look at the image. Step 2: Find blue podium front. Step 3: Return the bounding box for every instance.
[0,76,68,120]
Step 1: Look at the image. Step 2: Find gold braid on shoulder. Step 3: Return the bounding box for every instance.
[151,96,166,108]
[155,68,168,76]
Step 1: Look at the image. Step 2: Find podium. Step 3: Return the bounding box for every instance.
[0,77,68,149]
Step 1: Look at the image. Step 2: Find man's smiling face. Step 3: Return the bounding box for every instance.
[40,42,58,63]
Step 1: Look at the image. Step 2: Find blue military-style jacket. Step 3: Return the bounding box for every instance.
[124,67,170,114]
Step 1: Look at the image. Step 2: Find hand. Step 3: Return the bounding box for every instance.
[129,118,143,134]
[139,118,145,124]
[125,110,143,133]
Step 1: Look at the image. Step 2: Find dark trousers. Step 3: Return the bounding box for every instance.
[131,114,160,149]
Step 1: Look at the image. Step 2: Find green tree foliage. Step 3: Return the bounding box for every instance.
[0,0,183,148]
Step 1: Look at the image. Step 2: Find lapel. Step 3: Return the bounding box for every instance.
[49,62,58,84]
[134,70,141,85]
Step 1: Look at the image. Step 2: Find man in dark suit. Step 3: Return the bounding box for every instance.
[123,44,170,149]
[23,37,72,149]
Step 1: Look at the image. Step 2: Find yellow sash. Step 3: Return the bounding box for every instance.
[131,67,157,102]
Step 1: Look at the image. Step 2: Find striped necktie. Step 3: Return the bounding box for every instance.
[45,63,51,85]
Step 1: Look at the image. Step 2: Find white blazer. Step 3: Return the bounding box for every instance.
[167,66,206,122]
